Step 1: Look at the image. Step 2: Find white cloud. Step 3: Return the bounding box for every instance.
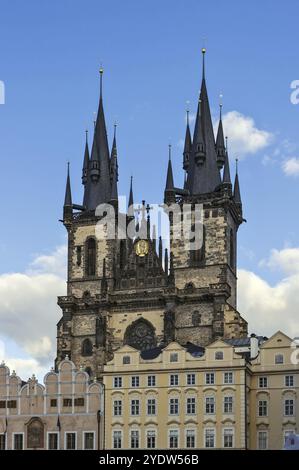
[282,157,299,176]
[216,111,273,158]
[259,247,299,275]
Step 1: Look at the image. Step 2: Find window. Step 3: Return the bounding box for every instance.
[192,311,201,326]
[169,398,179,415]
[170,374,179,386]
[170,353,178,362]
[113,377,122,388]
[223,428,234,448]
[113,431,122,449]
[223,396,233,414]
[205,396,215,414]
[48,433,58,450]
[186,429,196,448]
[186,397,196,415]
[148,375,156,387]
[131,399,140,416]
[0,434,6,450]
[223,372,233,384]
[74,398,84,407]
[86,238,96,276]
[275,354,284,364]
[258,431,268,450]
[81,338,93,357]
[123,356,130,365]
[13,434,23,450]
[230,229,234,268]
[259,377,268,388]
[50,399,57,407]
[205,373,215,385]
[215,351,224,360]
[7,400,17,409]
[0,401,5,409]
[284,399,294,416]
[76,246,82,266]
[205,428,215,448]
[63,398,72,407]
[65,432,76,450]
[131,376,140,387]
[258,400,268,417]
[147,430,156,449]
[285,375,294,387]
[113,400,122,416]
[169,430,179,449]
[147,399,156,415]
[130,430,139,449]
[84,432,94,450]
[284,430,295,445]
[187,373,196,385]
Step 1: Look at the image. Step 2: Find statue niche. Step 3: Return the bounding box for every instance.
[26,417,44,449]
[124,318,157,351]
[96,315,106,348]
[164,310,175,344]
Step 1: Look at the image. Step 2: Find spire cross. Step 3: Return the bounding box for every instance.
[168,143,172,161]
[201,45,206,79]
[99,64,104,97]
[134,200,153,220]
[219,93,223,119]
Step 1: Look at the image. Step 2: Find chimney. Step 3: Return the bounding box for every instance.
[250,333,259,359]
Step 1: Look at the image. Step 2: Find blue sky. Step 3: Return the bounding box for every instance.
[0,0,299,379]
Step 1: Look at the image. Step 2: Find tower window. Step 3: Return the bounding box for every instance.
[82,338,93,356]
[190,225,205,266]
[85,238,96,276]
[76,246,82,266]
[192,311,201,326]
[229,229,234,269]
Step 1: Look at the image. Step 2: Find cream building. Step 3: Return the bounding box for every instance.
[103,332,298,450]
[0,358,103,450]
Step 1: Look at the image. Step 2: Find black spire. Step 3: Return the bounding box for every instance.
[215,102,226,169]
[183,109,192,172]
[188,49,221,195]
[82,131,90,208]
[164,145,175,203]
[110,124,118,203]
[64,162,72,219]
[128,176,134,218]
[233,159,242,206]
[222,136,232,185]
[85,67,111,210]
[158,236,163,264]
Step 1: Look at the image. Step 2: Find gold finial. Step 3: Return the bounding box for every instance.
[202,47,206,54]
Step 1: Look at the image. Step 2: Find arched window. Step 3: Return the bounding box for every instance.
[230,229,234,269]
[86,238,96,276]
[85,367,92,377]
[82,338,93,356]
[190,225,205,265]
[124,318,157,351]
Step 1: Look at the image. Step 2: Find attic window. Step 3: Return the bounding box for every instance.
[170,353,178,363]
[275,354,284,364]
[215,351,224,360]
[123,356,131,365]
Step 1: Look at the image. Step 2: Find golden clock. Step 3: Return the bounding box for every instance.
[135,239,149,257]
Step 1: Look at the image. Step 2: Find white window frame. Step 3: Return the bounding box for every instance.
[205,372,215,385]
[258,399,268,417]
[284,429,295,446]
[168,428,179,449]
[131,376,140,388]
[130,429,140,449]
[83,431,95,450]
[185,428,196,448]
[46,431,60,450]
[169,397,179,416]
[12,432,24,450]
[223,395,234,414]
[170,374,179,386]
[284,398,295,417]
[170,353,178,363]
[186,396,196,415]
[285,375,294,387]
[223,372,234,384]
[259,376,268,388]
[147,398,156,416]
[130,399,140,416]
[205,395,215,414]
[113,376,122,388]
[0,433,6,450]
[64,431,77,450]
[223,427,234,448]
[146,429,157,449]
[275,354,284,364]
[257,430,268,450]
[112,429,122,449]
[204,427,216,448]
[113,399,122,416]
[147,375,156,387]
[186,373,196,385]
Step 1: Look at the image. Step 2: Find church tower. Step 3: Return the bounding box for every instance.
[56,55,247,378]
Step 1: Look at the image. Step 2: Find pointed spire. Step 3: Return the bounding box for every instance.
[183,108,192,172]
[215,99,226,169]
[110,123,118,203]
[152,225,157,252]
[164,145,175,203]
[82,131,90,207]
[64,162,72,219]
[222,136,232,185]
[158,236,163,264]
[128,176,134,218]
[233,159,242,206]
[164,248,168,275]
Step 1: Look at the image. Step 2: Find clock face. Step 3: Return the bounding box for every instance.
[135,239,149,257]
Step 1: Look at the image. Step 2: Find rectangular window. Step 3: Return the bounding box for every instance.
[187,373,196,385]
[48,433,58,450]
[65,432,76,450]
[170,353,178,362]
[131,399,140,416]
[113,377,122,388]
[205,428,215,448]
[170,374,179,386]
[0,401,6,409]
[205,373,215,385]
[131,376,140,387]
[113,400,122,416]
[147,430,156,449]
[148,375,156,387]
[0,434,6,450]
[84,432,94,450]
[169,398,179,415]
[74,398,84,407]
[258,400,268,417]
[223,396,233,414]
[169,430,179,449]
[113,431,122,449]
[223,428,234,448]
[284,430,295,445]
[50,399,57,407]
[285,375,294,387]
[147,399,156,415]
[63,398,72,407]
[186,429,196,448]
[13,434,23,450]
[275,354,284,364]
[7,400,17,409]
[130,430,139,449]
[186,397,196,415]
[258,431,268,450]
[223,372,233,384]
[205,396,215,414]
[284,399,294,416]
[259,377,268,388]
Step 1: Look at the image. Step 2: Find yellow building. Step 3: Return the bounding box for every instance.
[103,332,298,450]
